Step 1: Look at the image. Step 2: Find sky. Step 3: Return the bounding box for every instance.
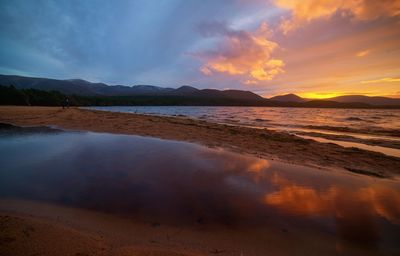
[0,0,399,98]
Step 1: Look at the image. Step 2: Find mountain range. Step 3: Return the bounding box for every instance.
[1,74,399,107]
[0,74,262,100]
[270,93,400,106]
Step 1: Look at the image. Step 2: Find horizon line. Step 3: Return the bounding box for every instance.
[1,73,399,99]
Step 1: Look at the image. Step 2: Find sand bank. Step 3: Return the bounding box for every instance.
[0,199,383,256]
[0,106,399,178]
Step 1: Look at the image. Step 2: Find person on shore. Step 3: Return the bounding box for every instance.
[62,97,70,109]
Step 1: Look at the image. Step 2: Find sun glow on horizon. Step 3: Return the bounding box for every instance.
[298,92,354,99]
[262,91,400,99]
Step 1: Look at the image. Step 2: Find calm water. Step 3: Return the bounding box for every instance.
[88,106,400,157]
[0,130,399,253]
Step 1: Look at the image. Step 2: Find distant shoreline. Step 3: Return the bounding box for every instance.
[1,79,400,109]
[0,106,399,178]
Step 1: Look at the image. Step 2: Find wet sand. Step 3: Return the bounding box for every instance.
[0,199,384,256]
[293,130,400,151]
[0,106,399,178]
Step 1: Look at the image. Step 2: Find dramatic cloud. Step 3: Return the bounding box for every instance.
[275,0,400,33]
[195,22,284,85]
[0,0,399,96]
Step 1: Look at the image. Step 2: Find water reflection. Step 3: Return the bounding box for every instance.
[0,130,399,251]
[264,173,400,248]
[265,173,400,224]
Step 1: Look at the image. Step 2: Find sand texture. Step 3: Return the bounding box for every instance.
[0,199,384,256]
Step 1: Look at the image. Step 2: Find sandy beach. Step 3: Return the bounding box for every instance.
[1,106,400,256]
[0,106,399,178]
[1,198,386,256]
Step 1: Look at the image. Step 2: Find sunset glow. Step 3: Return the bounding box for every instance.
[0,0,399,97]
[297,92,349,99]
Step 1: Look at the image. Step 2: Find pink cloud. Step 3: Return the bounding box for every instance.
[274,0,400,33]
[194,21,284,85]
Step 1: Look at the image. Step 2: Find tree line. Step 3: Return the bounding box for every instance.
[0,85,254,106]
[0,85,75,106]
[0,85,263,106]
[2,84,399,108]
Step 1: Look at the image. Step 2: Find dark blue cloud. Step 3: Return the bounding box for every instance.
[0,0,264,88]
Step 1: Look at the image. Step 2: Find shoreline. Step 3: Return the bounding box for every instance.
[0,106,399,178]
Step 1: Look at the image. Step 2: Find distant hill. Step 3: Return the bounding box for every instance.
[328,95,400,106]
[174,85,198,94]
[0,74,172,96]
[1,74,399,108]
[0,74,262,101]
[270,93,306,103]
[270,93,400,106]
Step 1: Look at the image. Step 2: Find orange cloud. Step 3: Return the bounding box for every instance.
[196,22,284,84]
[356,49,370,57]
[274,0,400,33]
[244,79,258,85]
[200,66,212,76]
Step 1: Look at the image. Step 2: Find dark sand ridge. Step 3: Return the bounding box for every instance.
[0,106,399,178]
[293,130,400,150]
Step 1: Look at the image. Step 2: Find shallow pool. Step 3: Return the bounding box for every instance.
[0,128,399,253]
